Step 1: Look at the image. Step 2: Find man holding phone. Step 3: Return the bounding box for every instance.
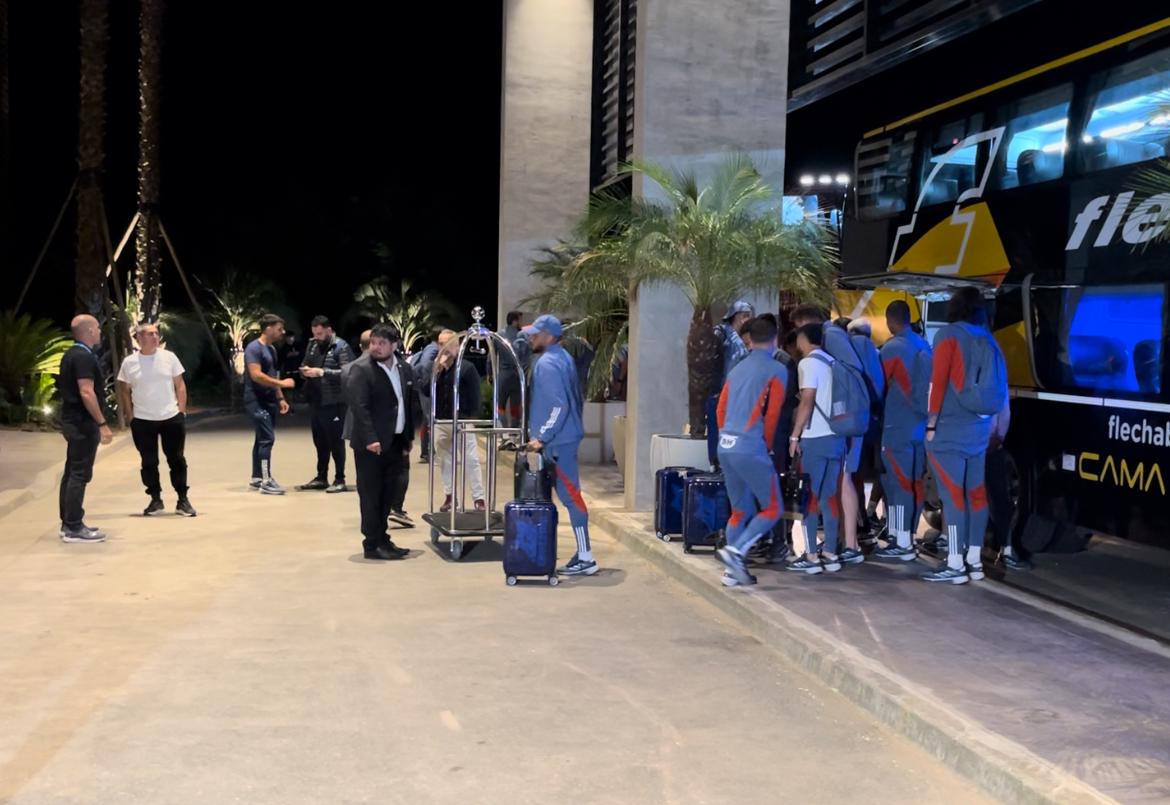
[244,314,296,494]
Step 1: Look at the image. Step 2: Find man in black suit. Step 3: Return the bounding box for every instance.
[343,323,422,560]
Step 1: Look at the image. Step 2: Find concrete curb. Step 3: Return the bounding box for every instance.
[588,503,1118,805]
[0,413,233,522]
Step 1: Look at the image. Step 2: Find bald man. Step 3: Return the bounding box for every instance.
[57,315,113,542]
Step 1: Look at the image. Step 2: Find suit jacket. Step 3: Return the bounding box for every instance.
[342,353,422,449]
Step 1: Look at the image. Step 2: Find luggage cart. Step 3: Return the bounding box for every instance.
[423,307,526,560]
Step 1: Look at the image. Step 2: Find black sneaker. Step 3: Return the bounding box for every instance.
[418,453,430,464]
[176,498,197,517]
[61,525,107,543]
[1003,554,1033,572]
[144,498,165,516]
[60,522,103,538]
[325,482,348,494]
[388,509,415,528]
[298,478,329,491]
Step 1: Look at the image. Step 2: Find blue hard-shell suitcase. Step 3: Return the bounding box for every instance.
[503,500,559,586]
[654,466,700,541]
[682,473,730,554]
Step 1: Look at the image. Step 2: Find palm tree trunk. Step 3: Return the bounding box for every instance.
[134,0,163,323]
[686,308,721,438]
[75,0,108,317]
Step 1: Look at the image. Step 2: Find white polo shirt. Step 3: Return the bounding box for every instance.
[117,348,185,421]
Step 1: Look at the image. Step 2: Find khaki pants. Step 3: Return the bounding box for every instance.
[433,424,485,502]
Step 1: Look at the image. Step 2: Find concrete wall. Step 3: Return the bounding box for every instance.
[497,0,594,327]
[624,0,790,510]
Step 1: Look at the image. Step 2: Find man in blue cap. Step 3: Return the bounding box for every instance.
[523,314,597,576]
[716,300,754,385]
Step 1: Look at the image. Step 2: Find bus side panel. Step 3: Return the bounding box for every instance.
[1012,396,1170,548]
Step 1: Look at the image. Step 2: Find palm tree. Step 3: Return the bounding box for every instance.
[204,271,275,408]
[75,0,108,318]
[522,239,629,401]
[134,0,163,323]
[348,277,460,352]
[0,311,72,424]
[577,154,836,436]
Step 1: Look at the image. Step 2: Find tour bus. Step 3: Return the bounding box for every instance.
[838,17,1170,555]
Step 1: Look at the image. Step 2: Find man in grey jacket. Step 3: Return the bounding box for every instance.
[298,315,355,492]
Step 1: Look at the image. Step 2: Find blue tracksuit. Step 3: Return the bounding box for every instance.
[530,343,590,556]
[928,322,1003,562]
[716,322,750,384]
[880,330,932,547]
[715,349,786,555]
[823,323,867,471]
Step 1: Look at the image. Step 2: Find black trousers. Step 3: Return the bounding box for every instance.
[986,447,1015,553]
[130,414,189,498]
[354,435,409,550]
[60,418,100,528]
[310,403,347,483]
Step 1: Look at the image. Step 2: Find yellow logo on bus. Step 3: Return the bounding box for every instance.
[1078,452,1166,495]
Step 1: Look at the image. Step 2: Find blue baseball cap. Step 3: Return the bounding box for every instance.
[522,314,563,338]
[723,300,754,321]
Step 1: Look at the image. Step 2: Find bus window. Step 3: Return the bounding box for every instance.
[855,130,915,221]
[919,114,986,207]
[1080,48,1170,172]
[994,84,1071,189]
[1029,283,1165,395]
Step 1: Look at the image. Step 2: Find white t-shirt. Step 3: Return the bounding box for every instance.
[377,357,406,435]
[118,349,185,421]
[798,349,834,439]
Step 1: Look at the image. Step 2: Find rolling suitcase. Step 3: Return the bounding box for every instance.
[654,466,699,541]
[681,472,730,554]
[503,500,559,586]
[514,450,555,501]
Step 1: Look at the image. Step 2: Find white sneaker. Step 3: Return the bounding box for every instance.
[259,479,285,496]
[249,477,263,490]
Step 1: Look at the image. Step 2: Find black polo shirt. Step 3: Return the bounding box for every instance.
[57,343,105,422]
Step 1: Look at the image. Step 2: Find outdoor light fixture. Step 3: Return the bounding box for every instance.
[799,175,815,187]
[835,173,849,185]
[818,175,832,185]
[42,405,52,416]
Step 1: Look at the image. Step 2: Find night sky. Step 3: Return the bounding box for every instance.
[7,1,503,336]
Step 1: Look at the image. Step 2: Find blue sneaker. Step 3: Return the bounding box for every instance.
[967,562,985,582]
[922,565,969,584]
[785,556,824,575]
[819,553,843,573]
[717,547,753,586]
[874,544,917,562]
[560,555,599,576]
[840,547,865,566]
[1003,554,1033,572]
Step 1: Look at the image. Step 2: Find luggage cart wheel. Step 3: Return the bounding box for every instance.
[450,538,464,560]
[506,575,518,586]
[430,527,440,546]
[548,575,559,587]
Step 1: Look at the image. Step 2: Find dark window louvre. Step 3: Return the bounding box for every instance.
[591,0,637,190]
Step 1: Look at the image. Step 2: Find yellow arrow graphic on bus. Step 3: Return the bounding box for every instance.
[892,202,1010,280]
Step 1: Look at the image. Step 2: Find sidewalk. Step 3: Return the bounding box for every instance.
[581,465,1170,805]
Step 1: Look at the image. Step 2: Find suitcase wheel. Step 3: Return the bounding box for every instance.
[450,538,464,560]
[548,575,559,587]
[506,575,518,586]
[684,546,693,554]
[660,532,671,543]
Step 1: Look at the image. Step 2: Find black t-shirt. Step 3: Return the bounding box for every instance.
[57,343,105,421]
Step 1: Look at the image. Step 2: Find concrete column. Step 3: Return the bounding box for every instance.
[497,0,594,326]
[624,0,790,510]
